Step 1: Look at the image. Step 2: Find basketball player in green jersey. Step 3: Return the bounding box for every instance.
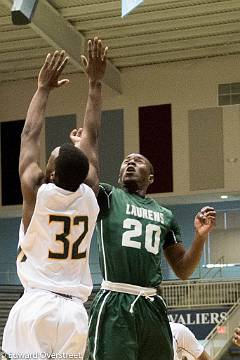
[86,154,215,360]
[72,113,216,360]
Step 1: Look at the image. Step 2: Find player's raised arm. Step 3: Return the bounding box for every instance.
[71,37,108,195]
[19,51,69,231]
[164,206,216,280]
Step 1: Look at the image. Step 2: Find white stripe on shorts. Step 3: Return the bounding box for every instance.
[93,291,111,360]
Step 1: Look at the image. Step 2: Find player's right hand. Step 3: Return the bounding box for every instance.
[38,50,69,91]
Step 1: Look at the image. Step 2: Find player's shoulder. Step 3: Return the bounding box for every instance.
[37,182,54,195]
[170,321,186,333]
[149,198,174,216]
[99,182,114,194]
[170,322,192,338]
[99,183,124,198]
[81,182,95,194]
[78,183,99,205]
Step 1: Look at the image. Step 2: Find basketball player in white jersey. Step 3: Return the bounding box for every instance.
[170,322,211,360]
[2,37,108,358]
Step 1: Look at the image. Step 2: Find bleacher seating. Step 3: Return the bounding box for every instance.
[0,285,23,345]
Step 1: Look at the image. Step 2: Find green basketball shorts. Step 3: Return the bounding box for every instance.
[88,289,173,360]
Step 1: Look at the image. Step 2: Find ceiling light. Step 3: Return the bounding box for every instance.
[220,195,228,199]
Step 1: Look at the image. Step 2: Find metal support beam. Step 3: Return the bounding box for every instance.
[11,0,39,25]
[2,0,121,93]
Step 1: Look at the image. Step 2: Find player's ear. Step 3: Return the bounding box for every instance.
[149,174,154,184]
[50,171,55,181]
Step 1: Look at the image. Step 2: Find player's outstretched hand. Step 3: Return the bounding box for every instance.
[194,206,216,237]
[233,327,240,347]
[81,37,108,83]
[38,50,69,91]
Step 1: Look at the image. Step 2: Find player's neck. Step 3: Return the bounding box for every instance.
[123,184,146,197]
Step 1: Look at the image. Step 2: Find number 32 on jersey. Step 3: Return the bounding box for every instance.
[48,215,88,260]
[122,218,161,255]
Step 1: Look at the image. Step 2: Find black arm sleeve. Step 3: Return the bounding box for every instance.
[163,216,182,249]
[97,183,113,220]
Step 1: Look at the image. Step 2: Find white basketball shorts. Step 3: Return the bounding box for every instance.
[2,288,88,359]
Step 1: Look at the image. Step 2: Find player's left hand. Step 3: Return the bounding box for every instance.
[81,37,108,83]
[194,206,216,237]
[70,128,83,145]
[233,327,240,347]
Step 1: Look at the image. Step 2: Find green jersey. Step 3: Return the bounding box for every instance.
[97,183,182,287]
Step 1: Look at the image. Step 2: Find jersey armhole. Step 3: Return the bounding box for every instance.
[97,184,113,220]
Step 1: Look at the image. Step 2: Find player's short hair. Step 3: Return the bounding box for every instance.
[141,155,154,176]
[54,143,89,192]
[148,159,154,176]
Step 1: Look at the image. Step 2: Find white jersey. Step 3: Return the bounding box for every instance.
[17,182,99,301]
[170,322,204,360]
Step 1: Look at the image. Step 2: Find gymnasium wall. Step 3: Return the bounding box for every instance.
[1,54,240,284]
[1,54,240,198]
[164,200,240,281]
